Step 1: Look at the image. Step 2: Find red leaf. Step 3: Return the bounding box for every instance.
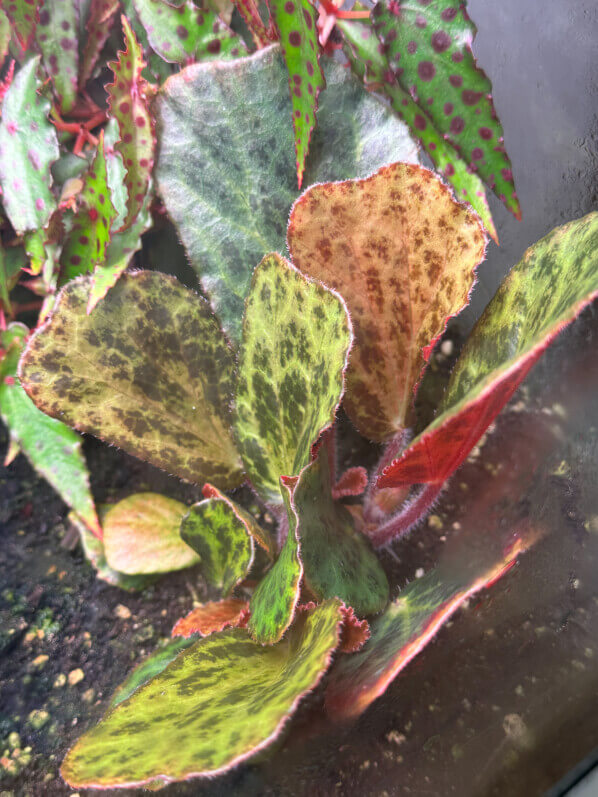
[172,599,250,638]
[339,605,369,654]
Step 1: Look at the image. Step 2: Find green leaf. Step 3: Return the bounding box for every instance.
[62,600,342,788]
[291,443,388,615]
[107,16,154,230]
[59,133,118,284]
[339,17,497,242]
[4,0,39,50]
[0,8,11,63]
[155,44,417,344]
[0,56,59,234]
[132,0,246,64]
[270,0,324,188]
[36,0,79,112]
[372,0,520,220]
[19,271,244,489]
[0,244,26,311]
[248,476,302,644]
[0,324,100,537]
[79,0,119,89]
[380,211,598,488]
[202,483,275,558]
[180,498,254,595]
[287,162,486,442]
[103,493,199,574]
[234,253,352,506]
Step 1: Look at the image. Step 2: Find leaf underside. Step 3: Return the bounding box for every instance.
[62,600,342,788]
[19,271,244,489]
[155,44,418,344]
[380,211,598,488]
[288,162,486,442]
[172,598,249,638]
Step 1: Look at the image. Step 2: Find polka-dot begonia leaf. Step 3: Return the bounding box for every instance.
[287,162,486,443]
[79,0,119,89]
[0,324,101,537]
[379,212,598,489]
[0,56,59,235]
[35,0,79,112]
[372,0,520,220]
[339,17,497,242]
[19,271,245,490]
[107,16,154,231]
[62,600,343,788]
[132,0,246,65]
[59,132,118,285]
[3,0,39,50]
[270,0,325,188]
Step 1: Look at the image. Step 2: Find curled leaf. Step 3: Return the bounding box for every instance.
[202,483,275,558]
[172,599,250,638]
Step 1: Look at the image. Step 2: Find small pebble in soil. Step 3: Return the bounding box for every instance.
[114,604,132,620]
[27,710,49,730]
[53,674,66,688]
[68,669,84,686]
[427,514,443,530]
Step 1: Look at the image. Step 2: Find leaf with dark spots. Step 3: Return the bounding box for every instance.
[172,599,250,638]
[202,483,275,558]
[132,0,246,64]
[154,44,418,344]
[0,324,100,537]
[62,600,342,787]
[4,0,39,50]
[0,56,59,234]
[380,212,598,489]
[79,0,119,89]
[36,0,79,112]
[371,0,520,220]
[103,493,199,574]
[288,162,486,443]
[234,253,352,506]
[180,498,254,595]
[19,271,244,489]
[291,443,388,615]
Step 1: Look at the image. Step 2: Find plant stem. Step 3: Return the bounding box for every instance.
[367,482,442,548]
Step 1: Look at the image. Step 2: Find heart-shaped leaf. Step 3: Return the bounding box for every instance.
[36,0,79,112]
[380,212,598,488]
[62,600,343,788]
[0,56,59,234]
[291,444,389,615]
[79,0,119,89]
[132,0,246,64]
[248,475,302,644]
[103,493,198,574]
[172,598,250,638]
[19,271,244,489]
[288,162,486,442]
[202,483,275,558]
[0,324,100,537]
[180,498,255,595]
[235,253,352,506]
[372,0,520,220]
[155,44,417,344]
[339,17,497,242]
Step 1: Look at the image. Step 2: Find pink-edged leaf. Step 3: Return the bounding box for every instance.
[339,605,370,654]
[288,162,486,442]
[270,0,324,188]
[332,466,368,500]
[202,483,275,558]
[379,212,598,489]
[62,600,343,788]
[4,0,40,50]
[172,599,250,638]
[79,0,119,89]
[107,15,154,231]
[36,0,79,112]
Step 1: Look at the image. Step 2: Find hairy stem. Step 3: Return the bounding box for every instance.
[367,482,443,548]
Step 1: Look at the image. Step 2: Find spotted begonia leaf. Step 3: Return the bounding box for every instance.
[180,498,254,595]
[60,134,118,284]
[132,0,246,64]
[110,637,196,708]
[326,528,534,719]
[172,599,250,638]
[248,476,302,644]
[4,0,39,50]
[291,445,388,615]
[372,0,520,220]
[0,324,100,537]
[19,271,244,489]
[270,0,324,188]
[235,253,352,506]
[155,45,417,344]
[202,483,275,558]
[107,16,154,231]
[339,17,497,242]
[0,56,59,234]
[288,162,486,443]
[36,0,79,112]
[102,493,198,574]
[79,0,119,88]
[380,211,598,489]
[62,600,343,788]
